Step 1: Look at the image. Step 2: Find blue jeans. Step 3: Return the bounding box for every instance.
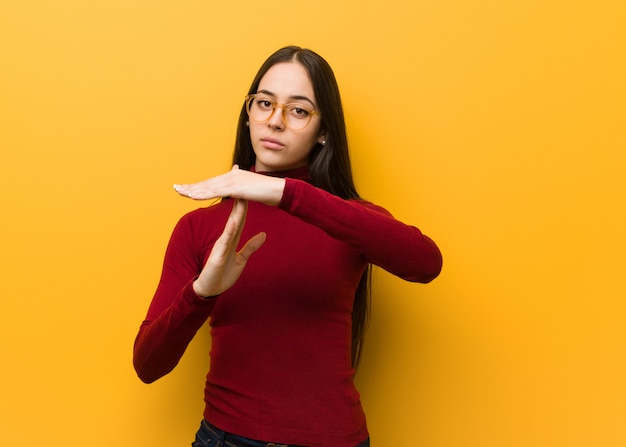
[192,419,370,447]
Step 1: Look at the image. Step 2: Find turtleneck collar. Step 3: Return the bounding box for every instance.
[250,164,311,182]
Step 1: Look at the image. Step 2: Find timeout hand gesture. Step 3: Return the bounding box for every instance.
[174,165,286,297]
[173,165,286,206]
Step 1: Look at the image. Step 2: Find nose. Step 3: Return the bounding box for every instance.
[267,105,285,130]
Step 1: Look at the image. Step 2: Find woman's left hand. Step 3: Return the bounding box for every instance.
[173,165,286,206]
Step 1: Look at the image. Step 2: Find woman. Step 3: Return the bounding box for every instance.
[133,46,443,447]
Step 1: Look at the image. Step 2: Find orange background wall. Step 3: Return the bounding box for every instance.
[1,1,625,446]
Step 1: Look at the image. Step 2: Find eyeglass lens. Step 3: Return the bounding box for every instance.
[247,95,314,130]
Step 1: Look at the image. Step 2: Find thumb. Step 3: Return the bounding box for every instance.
[237,232,267,263]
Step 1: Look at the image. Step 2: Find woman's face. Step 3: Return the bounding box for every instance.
[249,62,325,172]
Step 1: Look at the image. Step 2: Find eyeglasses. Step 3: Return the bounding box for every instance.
[245,94,320,130]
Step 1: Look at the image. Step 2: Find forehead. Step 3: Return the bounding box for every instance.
[258,62,315,100]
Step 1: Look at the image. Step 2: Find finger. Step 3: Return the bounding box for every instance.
[173,183,209,200]
[237,232,267,263]
[229,199,248,243]
[207,213,238,265]
[173,170,231,200]
[209,199,247,264]
[173,183,191,197]
[173,181,219,200]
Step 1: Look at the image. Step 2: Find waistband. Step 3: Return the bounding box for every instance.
[202,419,298,447]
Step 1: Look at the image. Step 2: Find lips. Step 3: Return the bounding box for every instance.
[260,137,285,150]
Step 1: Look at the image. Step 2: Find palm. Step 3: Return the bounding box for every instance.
[193,199,266,297]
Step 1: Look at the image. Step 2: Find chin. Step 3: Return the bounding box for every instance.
[255,156,306,173]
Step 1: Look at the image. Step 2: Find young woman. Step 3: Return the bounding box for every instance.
[133,46,443,447]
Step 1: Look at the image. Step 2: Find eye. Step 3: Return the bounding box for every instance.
[255,97,274,110]
[287,104,312,119]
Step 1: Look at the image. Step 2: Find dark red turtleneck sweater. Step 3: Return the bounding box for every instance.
[133,166,442,447]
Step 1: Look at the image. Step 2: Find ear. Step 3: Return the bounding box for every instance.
[318,133,327,146]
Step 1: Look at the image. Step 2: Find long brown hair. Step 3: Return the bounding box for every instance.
[233,46,371,369]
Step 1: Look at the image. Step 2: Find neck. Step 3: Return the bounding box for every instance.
[251,164,310,181]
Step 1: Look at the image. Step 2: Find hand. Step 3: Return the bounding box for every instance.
[174,165,286,206]
[192,199,266,297]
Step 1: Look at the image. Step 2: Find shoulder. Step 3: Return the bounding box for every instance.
[175,200,233,232]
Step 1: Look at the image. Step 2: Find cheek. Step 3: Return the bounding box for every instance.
[296,132,322,155]
[248,122,259,139]
[248,124,263,151]
[301,123,323,148]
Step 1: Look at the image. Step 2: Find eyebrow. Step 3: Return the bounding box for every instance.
[256,89,316,108]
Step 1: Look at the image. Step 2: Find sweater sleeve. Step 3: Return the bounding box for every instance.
[133,212,217,383]
[279,179,443,283]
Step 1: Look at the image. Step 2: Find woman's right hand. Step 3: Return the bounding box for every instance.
[173,165,286,206]
[192,199,266,298]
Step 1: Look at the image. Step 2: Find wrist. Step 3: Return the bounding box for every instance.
[270,178,286,206]
[193,279,217,299]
